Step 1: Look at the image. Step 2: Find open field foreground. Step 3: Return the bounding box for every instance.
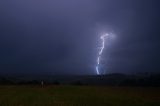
[0,86,159,106]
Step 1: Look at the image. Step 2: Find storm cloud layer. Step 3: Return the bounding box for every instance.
[0,0,160,75]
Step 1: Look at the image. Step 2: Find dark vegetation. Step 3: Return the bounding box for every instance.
[0,73,160,86]
[0,73,159,106]
[0,86,160,106]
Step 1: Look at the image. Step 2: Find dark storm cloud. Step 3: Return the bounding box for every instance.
[0,0,99,75]
[0,0,159,75]
[100,0,160,73]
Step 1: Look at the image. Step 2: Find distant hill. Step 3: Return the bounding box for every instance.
[0,73,160,86]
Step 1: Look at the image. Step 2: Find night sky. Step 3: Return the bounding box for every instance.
[0,0,160,75]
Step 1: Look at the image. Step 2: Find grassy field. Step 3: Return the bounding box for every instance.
[0,85,159,106]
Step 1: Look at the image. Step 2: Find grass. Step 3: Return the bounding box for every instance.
[0,85,159,106]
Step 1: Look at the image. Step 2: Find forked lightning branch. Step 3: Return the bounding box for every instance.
[96,33,112,75]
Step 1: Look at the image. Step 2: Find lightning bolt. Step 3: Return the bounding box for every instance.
[96,33,109,75]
